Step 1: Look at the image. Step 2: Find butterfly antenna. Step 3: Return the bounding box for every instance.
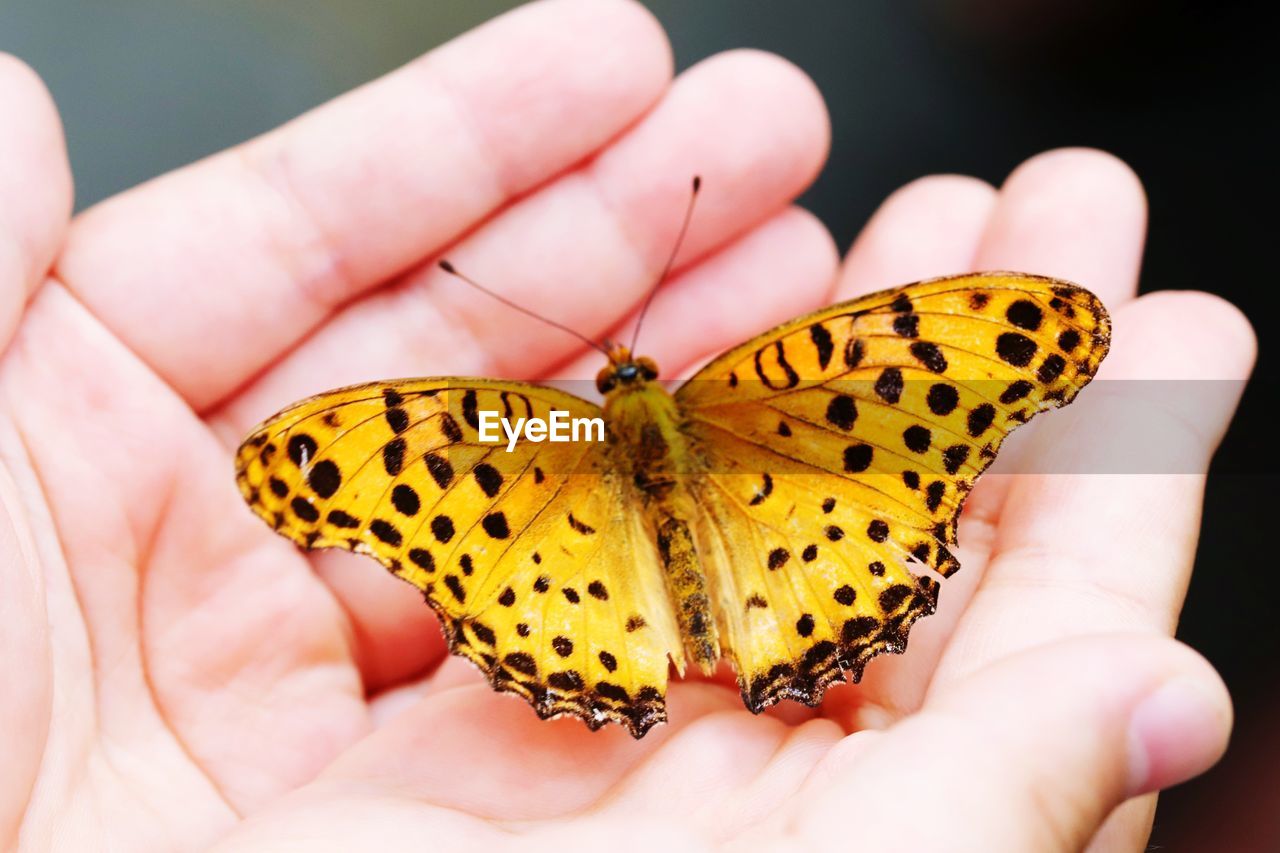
[629,175,702,354]
[437,260,610,357]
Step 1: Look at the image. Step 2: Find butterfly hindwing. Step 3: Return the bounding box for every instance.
[676,273,1110,710]
[235,379,683,736]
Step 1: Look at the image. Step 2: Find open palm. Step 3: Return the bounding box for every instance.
[0,2,1253,850]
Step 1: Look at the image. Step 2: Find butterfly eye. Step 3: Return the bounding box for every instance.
[595,366,617,394]
[636,357,659,381]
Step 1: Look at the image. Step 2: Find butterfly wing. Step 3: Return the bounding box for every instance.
[236,379,683,737]
[675,273,1110,711]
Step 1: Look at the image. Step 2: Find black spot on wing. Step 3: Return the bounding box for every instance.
[967,403,997,436]
[385,407,409,434]
[910,341,947,373]
[942,444,970,475]
[391,484,420,516]
[291,496,319,523]
[424,452,453,488]
[843,443,873,473]
[440,412,463,443]
[844,338,864,368]
[504,652,537,676]
[444,574,466,602]
[461,390,480,430]
[825,395,858,431]
[1006,300,1044,331]
[483,512,511,539]
[874,368,903,404]
[307,460,342,498]
[749,473,774,506]
[926,383,959,415]
[995,332,1037,367]
[328,509,360,529]
[999,381,1033,406]
[287,434,318,467]
[473,463,503,498]
[903,425,931,453]
[431,515,455,543]
[370,519,402,546]
[754,340,800,390]
[809,323,834,370]
[1038,353,1067,383]
[382,438,406,476]
[925,480,945,512]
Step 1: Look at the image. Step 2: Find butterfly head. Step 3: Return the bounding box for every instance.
[597,344,659,394]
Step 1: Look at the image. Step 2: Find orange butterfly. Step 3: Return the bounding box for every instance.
[236,182,1109,737]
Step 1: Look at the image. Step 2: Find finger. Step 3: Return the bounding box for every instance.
[836,174,996,299]
[935,291,1255,687]
[0,54,72,836]
[212,49,830,440]
[320,678,747,820]
[947,147,1151,537]
[788,635,1231,851]
[0,55,73,346]
[974,147,1147,310]
[316,206,838,693]
[814,175,997,719]
[1086,796,1158,852]
[3,282,369,813]
[744,152,1148,724]
[557,206,839,380]
[311,546,449,692]
[0,59,72,834]
[57,0,674,409]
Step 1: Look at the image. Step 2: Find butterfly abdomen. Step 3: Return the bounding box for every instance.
[605,379,720,673]
[654,510,719,672]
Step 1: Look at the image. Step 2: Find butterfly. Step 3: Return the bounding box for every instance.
[235,252,1109,738]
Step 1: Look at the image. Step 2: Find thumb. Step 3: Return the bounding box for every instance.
[789,634,1231,852]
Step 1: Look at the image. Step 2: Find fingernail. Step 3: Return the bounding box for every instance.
[1126,677,1228,797]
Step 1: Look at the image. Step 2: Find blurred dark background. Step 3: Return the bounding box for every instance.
[2,0,1272,847]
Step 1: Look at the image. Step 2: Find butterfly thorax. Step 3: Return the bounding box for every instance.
[600,355,721,672]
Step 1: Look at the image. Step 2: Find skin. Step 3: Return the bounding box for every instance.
[0,0,1256,850]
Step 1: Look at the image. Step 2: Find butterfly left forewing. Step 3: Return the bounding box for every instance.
[677,273,1110,711]
[236,378,683,737]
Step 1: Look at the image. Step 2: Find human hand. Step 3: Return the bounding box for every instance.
[0,1,1253,850]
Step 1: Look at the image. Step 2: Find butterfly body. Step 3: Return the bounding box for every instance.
[600,347,721,672]
[235,273,1110,737]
